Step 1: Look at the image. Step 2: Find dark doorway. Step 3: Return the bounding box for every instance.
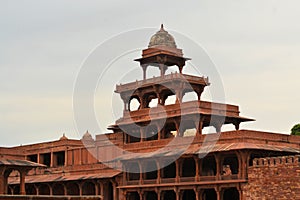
[145,191,157,200]
[127,191,140,200]
[202,189,217,200]
[182,190,196,200]
[52,183,64,195]
[162,162,176,178]
[66,182,79,195]
[223,187,239,200]
[182,157,196,177]
[162,190,176,200]
[82,181,96,195]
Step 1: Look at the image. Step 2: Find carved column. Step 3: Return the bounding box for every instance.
[175,159,180,183]
[194,156,199,182]
[215,154,221,180]
[142,64,148,80]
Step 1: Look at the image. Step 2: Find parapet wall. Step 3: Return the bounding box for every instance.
[243,155,300,200]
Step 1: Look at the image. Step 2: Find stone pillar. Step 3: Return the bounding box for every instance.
[139,190,144,200]
[215,154,221,180]
[19,169,26,195]
[64,150,68,166]
[138,161,143,185]
[50,151,54,167]
[175,160,180,183]
[194,157,199,182]
[142,64,147,80]
[156,160,161,184]
[215,187,221,200]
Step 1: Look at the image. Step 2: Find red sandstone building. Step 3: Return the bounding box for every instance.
[0,25,300,200]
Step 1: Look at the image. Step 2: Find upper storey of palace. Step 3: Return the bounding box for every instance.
[112,25,253,137]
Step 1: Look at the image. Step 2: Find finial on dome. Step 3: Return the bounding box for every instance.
[59,133,68,140]
[160,24,164,30]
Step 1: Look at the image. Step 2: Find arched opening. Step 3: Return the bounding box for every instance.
[162,190,176,200]
[162,121,177,138]
[52,183,65,195]
[182,91,198,102]
[202,189,217,200]
[182,157,196,177]
[66,182,79,195]
[146,66,160,78]
[129,97,140,111]
[145,125,158,141]
[222,154,239,176]
[127,162,140,181]
[107,181,114,200]
[223,187,239,200]
[38,184,50,195]
[144,160,158,180]
[127,191,140,200]
[145,191,157,200]
[201,156,216,176]
[180,120,197,137]
[82,181,96,195]
[143,93,158,108]
[25,184,37,195]
[162,161,176,178]
[164,95,176,105]
[165,65,179,75]
[7,186,13,195]
[12,185,20,195]
[182,189,196,200]
[126,128,141,143]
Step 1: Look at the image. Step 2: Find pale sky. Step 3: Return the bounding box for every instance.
[1,0,300,146]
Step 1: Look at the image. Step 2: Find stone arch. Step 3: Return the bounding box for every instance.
[127,162,140,181]
[145,191,157,200]
[52,183,65,195]
[181,157,196,177]
[162,160,176,178]
[182,91,198,102]
[38,183,51,195]
[223,187,239,200]
[66,182,80,195]
[201,156,216,176]
[222,153,239,175]
[162,190,176,200]
[25,184,37,195]
[143,160,158,180]
[143,92,158,108]
[127,191,140,200]
[202,189,217,200]
[82,181,96,195]
[145,125,158,141]
[182,189,196,200]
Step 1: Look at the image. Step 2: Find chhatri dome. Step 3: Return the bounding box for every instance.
[148,24,177,48]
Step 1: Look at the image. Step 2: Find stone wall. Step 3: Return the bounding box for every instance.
[243,155,300,200]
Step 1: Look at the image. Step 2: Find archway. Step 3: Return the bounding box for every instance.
[66,182,80,195]
[52,183,65,195]
[162,161,176,178]
[25,184,37,195]
[182,189,196,200]
[127,162,140,181]
[222,154,239,176]
[127,191,140,200]
[201,156,216,176]
[144,160,158,180]
[182,157,196,177]
[145,191,157,200]
[223,187,239,200]
[38,183,50,195]
[202,189,217,200]
[82,181,96,195]
[162,190,176,200]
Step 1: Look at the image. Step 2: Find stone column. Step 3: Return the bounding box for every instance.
[215,154,221,180]
[142,64,147,80]
[19,169,26,195]
[175,160,180,183]
[194,156,199,182]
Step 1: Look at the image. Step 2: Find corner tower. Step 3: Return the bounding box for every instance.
[110,25,253,143]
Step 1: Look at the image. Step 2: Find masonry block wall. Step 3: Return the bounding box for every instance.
[243,155,300,200]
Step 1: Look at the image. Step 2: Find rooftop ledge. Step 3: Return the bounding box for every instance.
[115,73,209,93]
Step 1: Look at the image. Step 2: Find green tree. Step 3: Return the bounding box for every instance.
[291,124,300,136]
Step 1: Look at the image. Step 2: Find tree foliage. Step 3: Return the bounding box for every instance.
[291,124,300,136]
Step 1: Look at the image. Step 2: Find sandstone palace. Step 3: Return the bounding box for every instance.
[0,25,299,200]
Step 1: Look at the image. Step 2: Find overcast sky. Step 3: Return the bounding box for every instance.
[1,0,300,146]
